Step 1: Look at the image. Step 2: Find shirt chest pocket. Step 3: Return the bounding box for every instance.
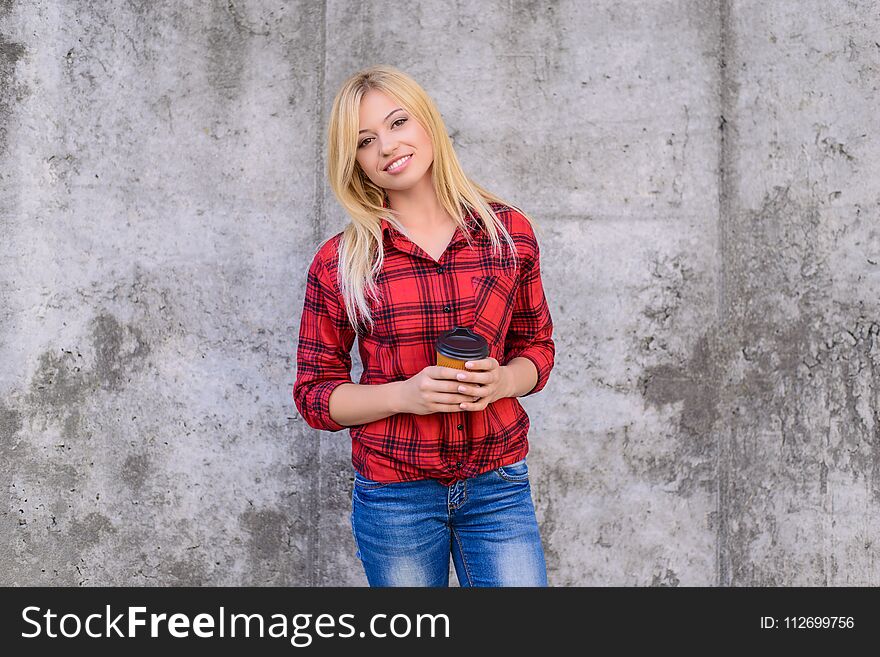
[470,273,517,353]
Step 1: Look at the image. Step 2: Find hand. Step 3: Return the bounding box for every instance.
[452,357,511,412]
[396,364,490,416]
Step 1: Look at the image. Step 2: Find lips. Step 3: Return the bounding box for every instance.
[384,153,412,171]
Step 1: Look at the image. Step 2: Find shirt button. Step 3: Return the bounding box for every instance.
[457,424,463,430]
[455,462,463,469]
[438,266,445,273]
[443,305,451,313]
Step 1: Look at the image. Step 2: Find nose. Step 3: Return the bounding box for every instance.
[379,134,401,154]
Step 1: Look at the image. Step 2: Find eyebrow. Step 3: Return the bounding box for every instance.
[358,108,404,134]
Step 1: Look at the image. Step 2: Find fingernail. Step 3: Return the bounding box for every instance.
[457,373,466,380]
[466,362,473,368]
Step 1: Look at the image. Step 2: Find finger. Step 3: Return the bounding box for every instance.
[432,365,468,380]
[435,401,475,412]
[456,370,491,385]
[464,357,498,371]
[456,384,488,398]
[446,380,473,393]
[431,392,483,404]
[439,381,483,395]
[433,405,461,413]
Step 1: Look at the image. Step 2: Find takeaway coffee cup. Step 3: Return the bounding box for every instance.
[435,326,489,370]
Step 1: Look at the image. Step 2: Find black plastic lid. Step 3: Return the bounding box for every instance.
[435,326,489,360]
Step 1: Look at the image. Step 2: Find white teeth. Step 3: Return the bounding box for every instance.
[387,155,411,171]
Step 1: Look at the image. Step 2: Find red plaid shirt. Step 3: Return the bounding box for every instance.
[293,202,554,486]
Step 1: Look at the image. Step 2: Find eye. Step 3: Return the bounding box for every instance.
[358,117,408,148]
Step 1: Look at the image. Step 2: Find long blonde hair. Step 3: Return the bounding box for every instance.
[326,65,539,336]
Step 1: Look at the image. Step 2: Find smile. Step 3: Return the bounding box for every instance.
[385,154,412,173]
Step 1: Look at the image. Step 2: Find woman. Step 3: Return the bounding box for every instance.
[293,65,555,587]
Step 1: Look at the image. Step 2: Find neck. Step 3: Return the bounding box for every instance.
[386,174,456,232]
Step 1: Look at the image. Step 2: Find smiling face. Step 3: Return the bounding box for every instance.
[355,89,434,192]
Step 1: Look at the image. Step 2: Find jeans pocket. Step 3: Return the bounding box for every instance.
[353,470,393,490]
[495,457,529,482]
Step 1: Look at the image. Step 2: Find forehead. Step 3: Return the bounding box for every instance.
[359,89,404,123]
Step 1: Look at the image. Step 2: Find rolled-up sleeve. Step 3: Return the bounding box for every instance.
[293,249,356,432]
[502,228,555,397]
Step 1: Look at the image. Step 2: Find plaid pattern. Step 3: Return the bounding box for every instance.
[293,201,554,486]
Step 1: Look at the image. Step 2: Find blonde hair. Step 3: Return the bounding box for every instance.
[326,65,540,336]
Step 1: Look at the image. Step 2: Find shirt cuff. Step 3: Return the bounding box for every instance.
[305,379,351,432]
[514,348,553,397]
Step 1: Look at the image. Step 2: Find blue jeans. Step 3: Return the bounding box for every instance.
[350,457,548,587]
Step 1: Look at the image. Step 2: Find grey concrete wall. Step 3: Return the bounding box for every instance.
[1,0,878,586]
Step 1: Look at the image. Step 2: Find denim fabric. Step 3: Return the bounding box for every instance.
[350,458,548,587]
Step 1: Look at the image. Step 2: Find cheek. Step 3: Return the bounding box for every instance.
[356,157,379,183]
[410,125,433,156]
[419,138,433,160]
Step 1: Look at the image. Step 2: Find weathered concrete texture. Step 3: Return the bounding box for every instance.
[1,0,333,586]
[713,0,880,585]
[2,0,879,586]
[499,0,722,586]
